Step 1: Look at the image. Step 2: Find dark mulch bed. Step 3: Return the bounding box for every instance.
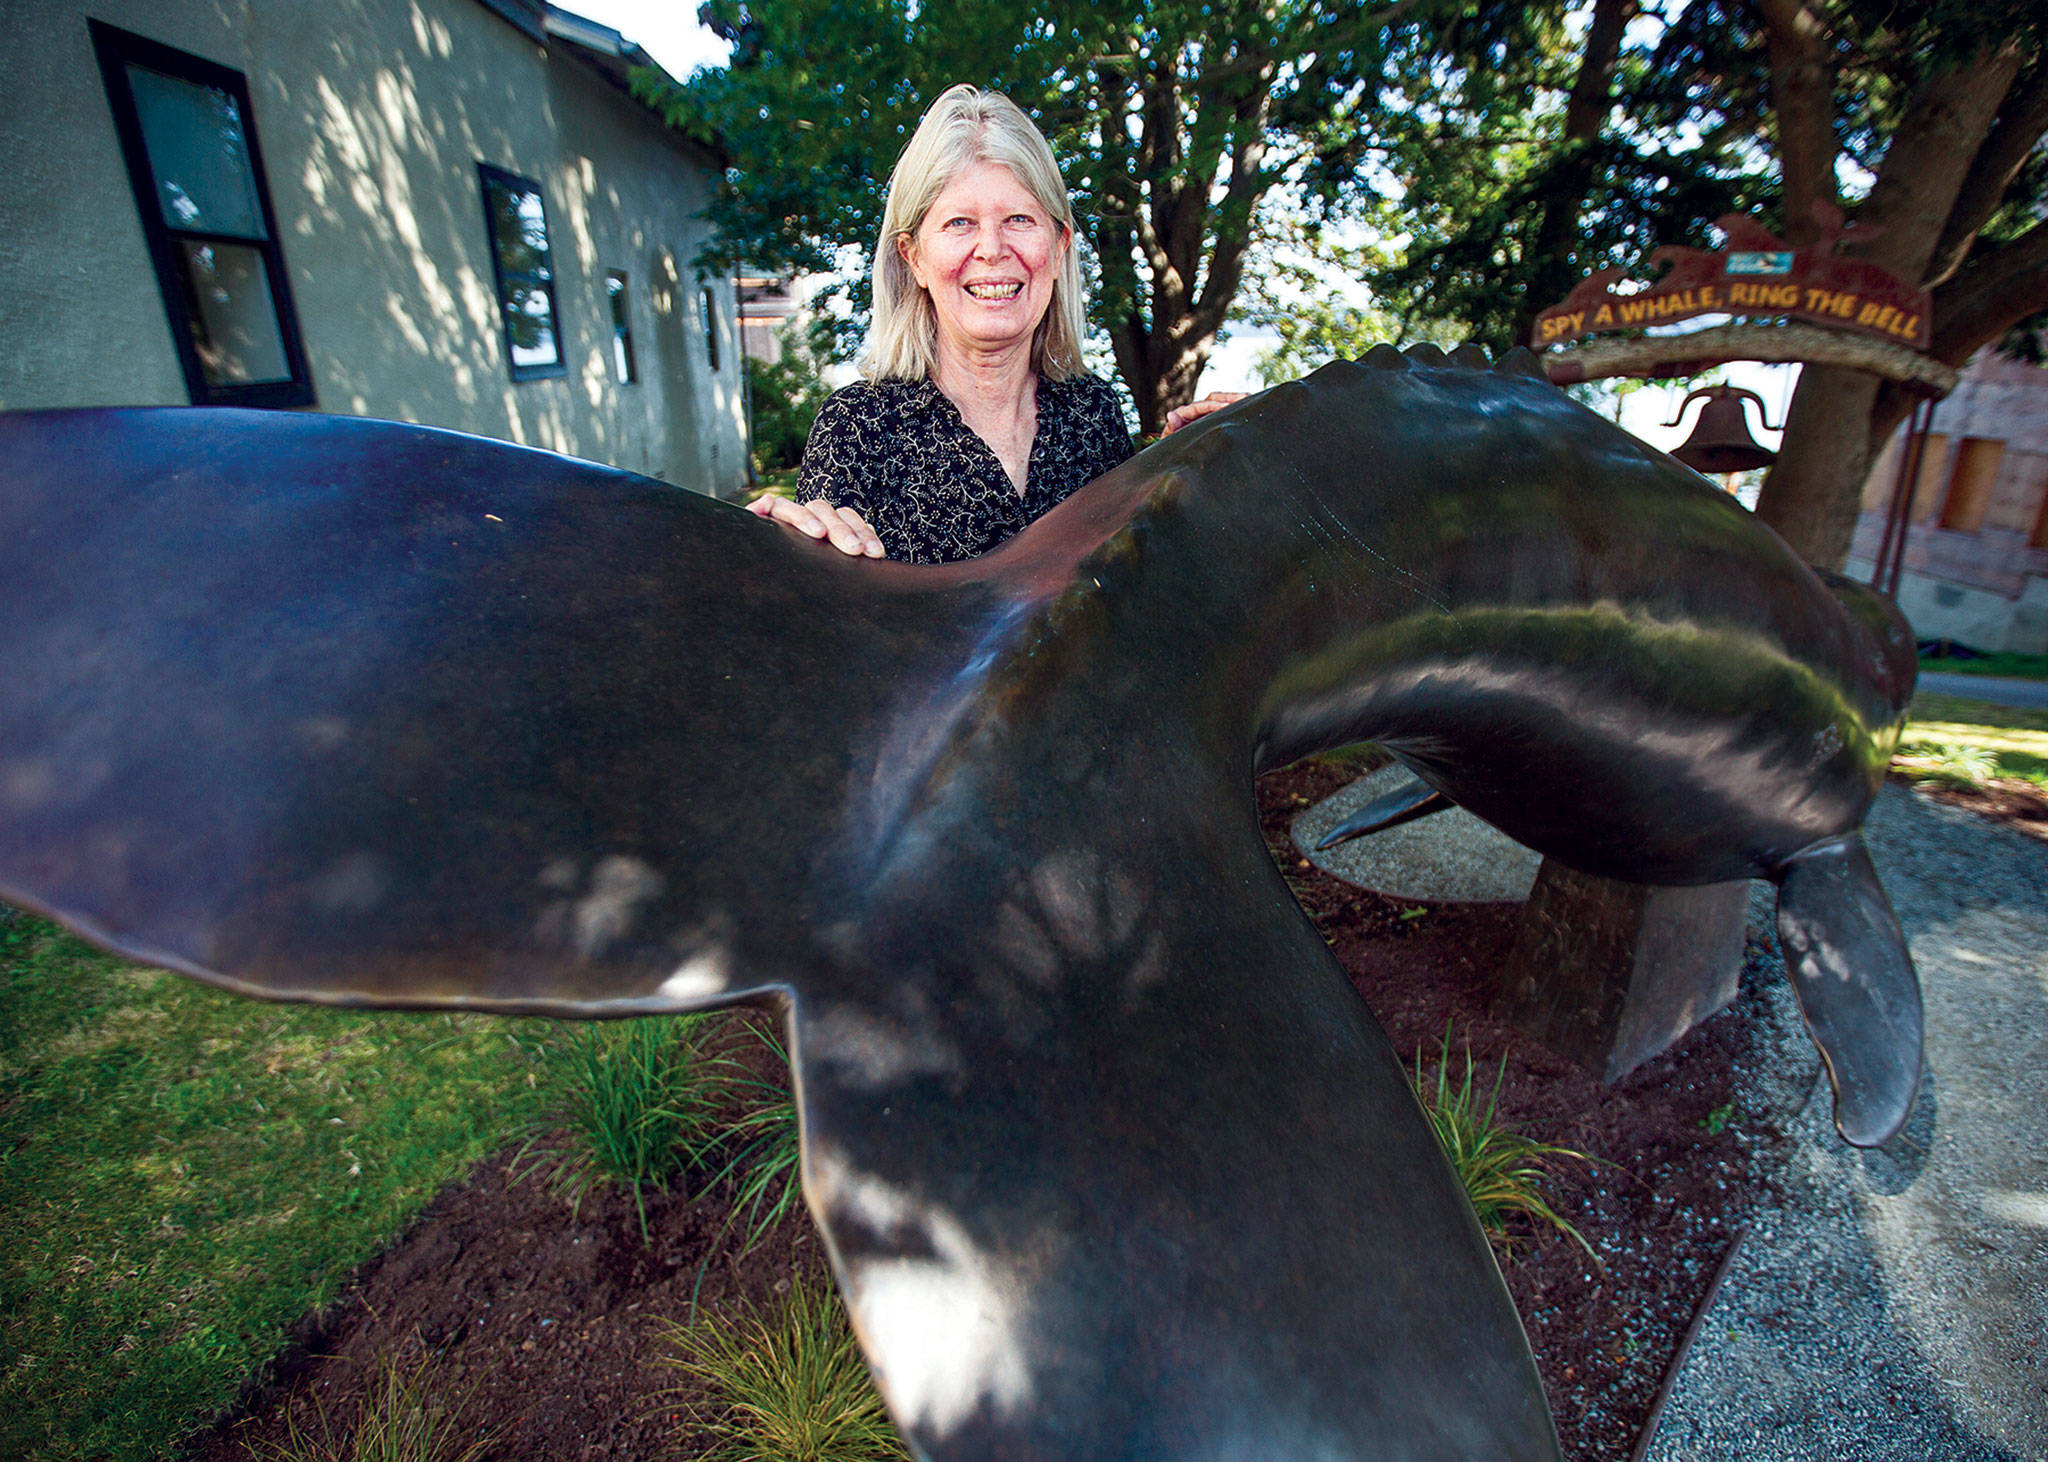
[1259,759,1765,1461]
[185,761,1769,1461]
[1891,771,2048,842]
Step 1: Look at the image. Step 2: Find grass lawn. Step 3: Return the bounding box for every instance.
[0,914,557,1462]
[1900,691,2048,789]
[749,468,799,502]
[1918,651,2048,682]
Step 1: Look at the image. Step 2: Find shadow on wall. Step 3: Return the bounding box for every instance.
[650,247,704,486]
[265,1,703,479]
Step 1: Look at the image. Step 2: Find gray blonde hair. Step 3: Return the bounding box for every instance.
[864,84,1086,382]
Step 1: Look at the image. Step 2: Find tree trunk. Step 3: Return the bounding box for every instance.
[1748,34,2031,571]
[1133,334,1219,435]
[1758,0,1840,245]
[1752,364,1884,568]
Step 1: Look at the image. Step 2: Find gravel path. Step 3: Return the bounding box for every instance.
[1644,785,2048,1461]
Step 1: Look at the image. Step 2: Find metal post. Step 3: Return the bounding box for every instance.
[1872,397,1932,597]
[1888,398,1937,599]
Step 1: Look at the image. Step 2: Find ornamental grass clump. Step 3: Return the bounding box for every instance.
[1898,693,2048,789]
[1414,1030,1593,1258]
[519,1014,720,1241]
[258,1341,498,1462]
[1905,738,2001,789]
[649,1275,908,1462]
[703,1022,805,1255]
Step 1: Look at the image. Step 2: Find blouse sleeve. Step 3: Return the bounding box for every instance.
[1081,381,1136,481]
[795,390,876,522]
[1099,387,1137,473]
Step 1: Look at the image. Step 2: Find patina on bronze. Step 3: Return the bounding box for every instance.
[0,345,1919,1459]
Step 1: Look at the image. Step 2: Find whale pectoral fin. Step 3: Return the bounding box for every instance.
[1312,776,1451,850]
[1774,834,1923,1147]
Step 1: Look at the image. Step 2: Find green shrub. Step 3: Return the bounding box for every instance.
[1414,1031,1592,1257]
[748,323,833,475]
[648,1276,906,1462]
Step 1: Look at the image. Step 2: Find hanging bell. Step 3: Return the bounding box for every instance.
[1664,385,1781,475]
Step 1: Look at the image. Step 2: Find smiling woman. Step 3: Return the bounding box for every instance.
[746,85,1239,564]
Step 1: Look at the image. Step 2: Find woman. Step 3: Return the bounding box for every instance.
[748,85,1238,562]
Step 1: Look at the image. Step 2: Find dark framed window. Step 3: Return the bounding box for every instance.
[700,286,721,372]
[606,270,637,384]
[90,20,313,408]
[478,164,565,381]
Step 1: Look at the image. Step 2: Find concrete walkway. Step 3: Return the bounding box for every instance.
[1289,763,1541,898]
[1917,672,2048,710]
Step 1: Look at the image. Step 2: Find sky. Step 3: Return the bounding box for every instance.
[558,1,732,77]
[1614,359,1795,459]
[556,2,1801,452]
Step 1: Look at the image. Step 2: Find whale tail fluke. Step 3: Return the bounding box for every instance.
[1774,833,1924,1147]
[1312,773,1452,850]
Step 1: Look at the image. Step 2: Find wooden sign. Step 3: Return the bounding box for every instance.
[1531,213,1932,351]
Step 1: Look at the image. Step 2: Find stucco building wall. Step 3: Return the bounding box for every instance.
[1847,352,2048,653]
[0,0,747,496]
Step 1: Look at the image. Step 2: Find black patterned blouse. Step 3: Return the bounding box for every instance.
[796,375,1134,564]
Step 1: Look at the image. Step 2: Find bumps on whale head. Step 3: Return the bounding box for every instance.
[1342,341,1557,388]
[1493,345,1553,380]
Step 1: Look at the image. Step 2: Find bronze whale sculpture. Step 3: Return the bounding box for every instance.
[0,344,1919,1459]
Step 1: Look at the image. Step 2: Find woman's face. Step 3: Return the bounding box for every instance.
[900,160,1067,366]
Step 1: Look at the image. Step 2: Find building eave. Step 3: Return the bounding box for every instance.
[540,4,731,169]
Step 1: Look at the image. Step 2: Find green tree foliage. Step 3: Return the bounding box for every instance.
[1661,0,2048,567]
[646,0,1479,433]
[1241,215,1466,384]
[1361,0,1767,350]
[1363,0,2048,569]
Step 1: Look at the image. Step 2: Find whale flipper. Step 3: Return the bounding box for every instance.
[1775,834,1923,1146]
[1313,774,1452,850]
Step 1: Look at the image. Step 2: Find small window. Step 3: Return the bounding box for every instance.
[606,270,637,384]
[1908,433,1951,524]
[478,164,565,380]
[1937,437,2003,534]
[701,286,721,372]
[90,20,313,407]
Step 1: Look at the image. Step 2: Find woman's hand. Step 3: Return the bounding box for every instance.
[746,495,886,558]
[1163,392,1248,434]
